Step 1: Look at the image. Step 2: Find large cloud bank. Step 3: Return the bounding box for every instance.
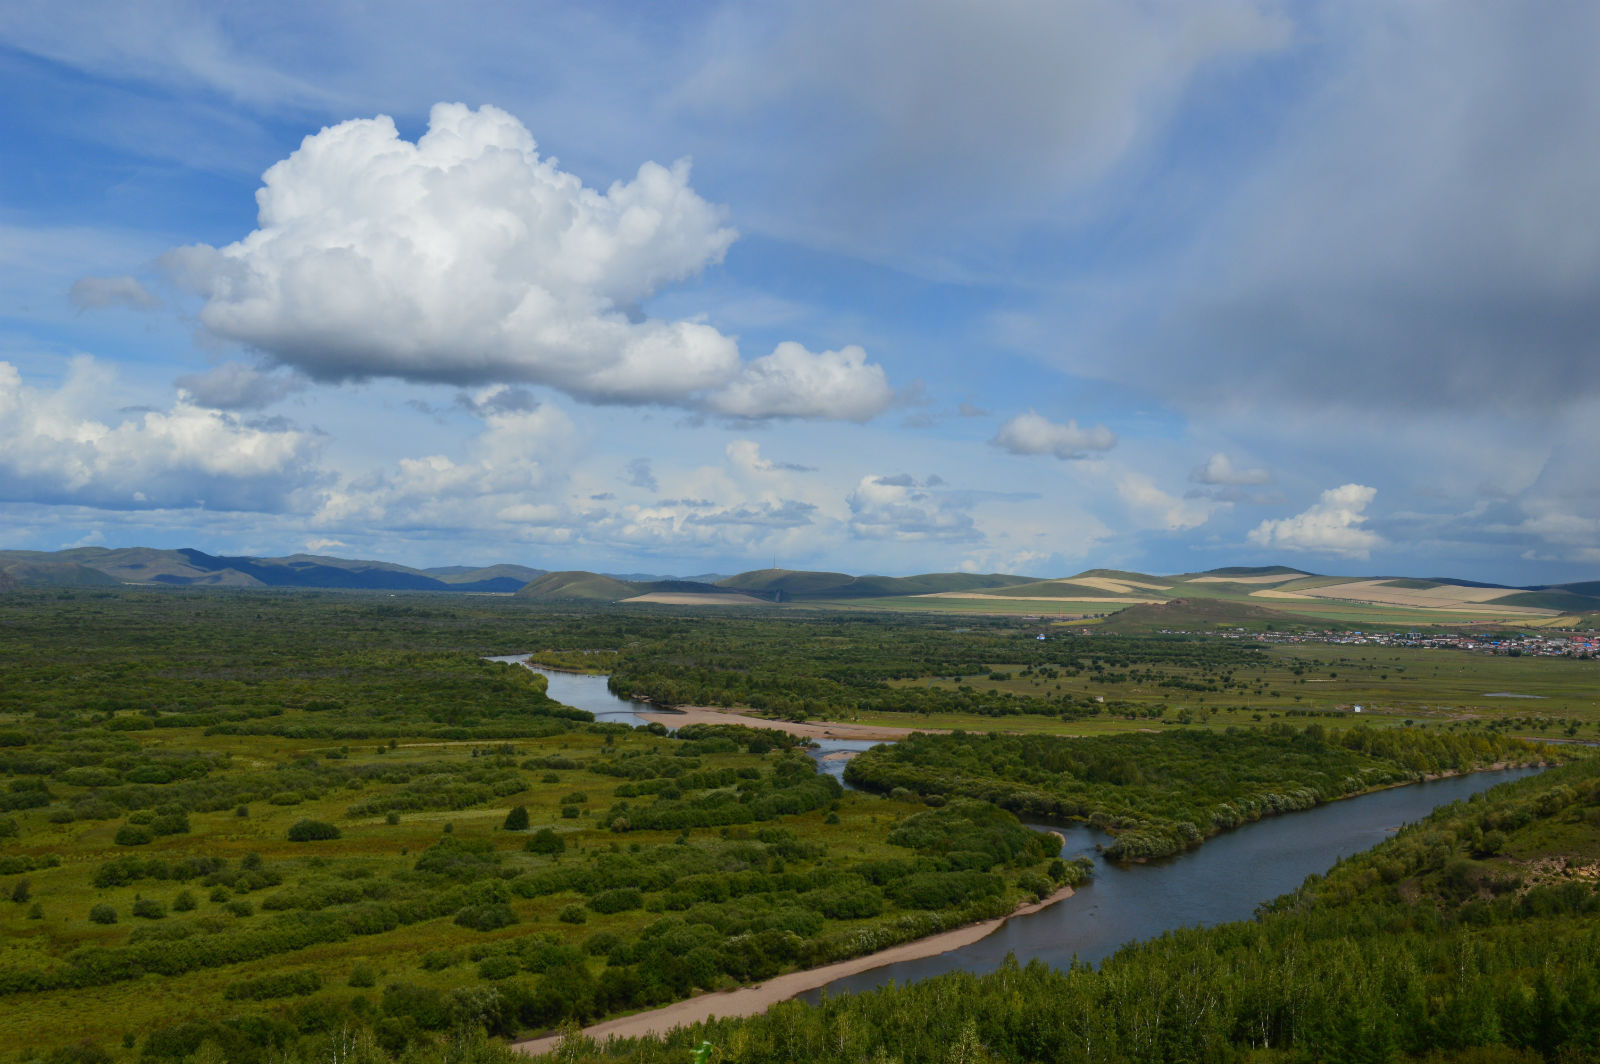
[169,103,890,420]
[0,359,316,511]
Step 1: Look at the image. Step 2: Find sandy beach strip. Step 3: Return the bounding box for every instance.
[511,884,1075,1057]
[639,705,948,742]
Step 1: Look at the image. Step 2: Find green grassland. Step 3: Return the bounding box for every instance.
[587,606,1600,735]
[2,720,1065,1058]
[0,590,1080,1062]
[880,642,1600,733]
[3,588,1598,1064]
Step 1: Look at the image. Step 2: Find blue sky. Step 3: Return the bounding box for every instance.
[3,1,1599,583]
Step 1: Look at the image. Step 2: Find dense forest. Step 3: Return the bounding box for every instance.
[598,616,1275,721]
[539,755,1600,1064]
[845,726,1553,858]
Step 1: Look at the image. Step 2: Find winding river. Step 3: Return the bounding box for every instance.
[501,657,1540,994]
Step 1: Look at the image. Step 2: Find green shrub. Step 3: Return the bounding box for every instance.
[584,930,621,954]
[525,828,565,855]
[224,970,322,1000]
[453,903,518,931]
[502,805,530,831]
[477,955,519,980]
[1016,871,1053,900]
[88,903,118,924]
[113,825,153,846]
[557,904,588,924]
[171,890,197,912]
[587,888,643,914]
[131,898,166,920]
[347,964,377,988]
[287,820,341,842]
[889,870,1004,910]
[148,812,190,837]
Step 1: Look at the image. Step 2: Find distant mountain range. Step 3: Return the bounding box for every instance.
[0,547,547,593]
[513,563,1600,627]
[4,549,1598,626]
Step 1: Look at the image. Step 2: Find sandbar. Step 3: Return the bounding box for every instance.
[640,705,948,742]
[511,884,1075,1057]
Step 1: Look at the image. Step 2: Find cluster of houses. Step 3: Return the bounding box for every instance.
[1197,628,1600,657]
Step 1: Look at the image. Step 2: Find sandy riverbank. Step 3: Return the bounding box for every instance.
[512,884,1075,1058]
[639,705,950,742]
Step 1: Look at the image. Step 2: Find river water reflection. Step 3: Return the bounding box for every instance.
[495,656,875,777]
[804,766,1540,999]
[492,657,1538,998]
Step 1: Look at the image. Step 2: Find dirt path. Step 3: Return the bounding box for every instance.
[511,885,1075,1057]
[640,705,949,742]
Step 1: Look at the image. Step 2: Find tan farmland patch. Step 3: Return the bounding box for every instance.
[1067,576,1171,594]
[1289,579,1542,610]
[621,592,769,606]
[1185,573,1302,585]
[918,592,1167,604]
[1251,579,1556,616]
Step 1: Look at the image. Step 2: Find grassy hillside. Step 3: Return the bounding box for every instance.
[0,560,123,587]
[515,572,641,602]
[430,564,548,591]
[717,569,1029,600]
[1095,596,1327,633]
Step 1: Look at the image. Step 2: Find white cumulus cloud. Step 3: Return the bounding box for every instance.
[992,410,1116,459]
[1249,484,1383,559]
[1190,452,1271,486]
[847,474,980,542]
[0,357,317,511]
[316,403,578,529]
[168,102,890,420]
[706,342,892,422]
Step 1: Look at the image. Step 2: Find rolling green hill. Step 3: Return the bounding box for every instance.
[514,571,642,601]
[0,559,123,588]
[717,568,1029,600]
